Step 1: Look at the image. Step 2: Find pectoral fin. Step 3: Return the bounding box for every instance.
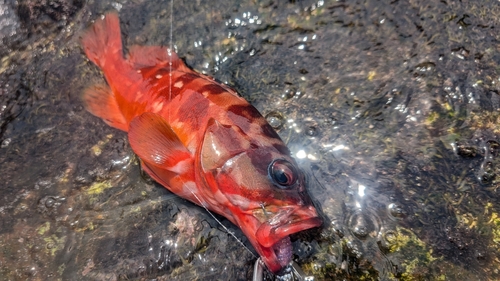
[128,112,191,173]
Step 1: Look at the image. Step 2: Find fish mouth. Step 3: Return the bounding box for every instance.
[253,205,322,273]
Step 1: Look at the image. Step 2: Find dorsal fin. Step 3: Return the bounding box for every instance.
[127,45,191,72]
[128,112,191,173]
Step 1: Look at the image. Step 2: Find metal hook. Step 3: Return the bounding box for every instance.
[253,258,265,281]
[252,258,315,281]
[260,202,269,220]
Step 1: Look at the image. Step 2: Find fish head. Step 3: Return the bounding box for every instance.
[200,119,323,273]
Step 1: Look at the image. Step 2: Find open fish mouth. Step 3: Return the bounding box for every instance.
[253,205,322,271]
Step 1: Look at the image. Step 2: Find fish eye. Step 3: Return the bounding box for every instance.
[268,159,298,189]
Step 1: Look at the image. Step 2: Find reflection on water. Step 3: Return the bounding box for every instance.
[1,0,500,280]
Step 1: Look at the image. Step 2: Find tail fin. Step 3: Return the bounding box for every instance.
[81,12,123,68]
[81,12,128,131]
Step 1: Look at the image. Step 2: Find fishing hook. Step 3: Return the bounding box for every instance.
[252,258,315,281]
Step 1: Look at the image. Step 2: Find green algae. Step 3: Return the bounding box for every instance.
[85,181,113,196]
[37,221,51,236]
[44,234,66,257]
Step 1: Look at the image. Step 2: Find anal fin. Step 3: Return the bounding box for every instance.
[83,84,128,131]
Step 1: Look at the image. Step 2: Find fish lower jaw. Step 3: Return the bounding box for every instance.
[254,216,323,273]
[257,237,293,274]
[255,216,323,248]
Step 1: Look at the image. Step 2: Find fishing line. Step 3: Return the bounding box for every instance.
[179,177,256,258]
[168,0,173,122]
[167,0,255,259]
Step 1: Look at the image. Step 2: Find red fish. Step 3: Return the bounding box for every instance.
[81,12,322,273]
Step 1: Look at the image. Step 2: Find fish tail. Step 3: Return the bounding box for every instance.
[81,12,124,69]
[81,12,129,131]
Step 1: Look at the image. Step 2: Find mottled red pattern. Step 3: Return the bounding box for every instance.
[81,12,322,273]
[177,91,210,130]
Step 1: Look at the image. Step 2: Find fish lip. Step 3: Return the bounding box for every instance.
[255,205,323,249]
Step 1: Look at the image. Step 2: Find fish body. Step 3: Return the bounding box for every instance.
[81,12,322,273]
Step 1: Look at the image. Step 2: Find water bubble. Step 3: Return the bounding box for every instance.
[37,196,65,215]
[305,126,318,137]
[478,161,495,183]
[281,88,297,101]
[348,212,378,239]
[265,111,285,130]
[353,224,368,238]
[350,214,369,238]
[388,203,407,219]
[487,140,499,153]
[1,138,11,148]
[45,197,55,208]
[379,230,398,251]
[385,230,397,242]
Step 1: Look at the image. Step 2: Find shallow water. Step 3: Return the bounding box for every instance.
[1,0,500,280]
